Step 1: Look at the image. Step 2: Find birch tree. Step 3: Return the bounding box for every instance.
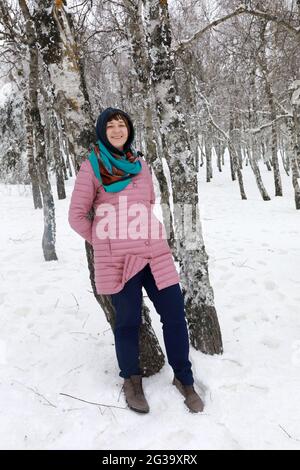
[31,0,166,376]
[18,0,58,260]
[141,0,223,354]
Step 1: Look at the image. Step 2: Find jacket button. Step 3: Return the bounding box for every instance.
[133,182,137,187]
[145,241,149,245]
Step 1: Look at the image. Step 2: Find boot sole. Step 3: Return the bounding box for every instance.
[127,402,150,414]
[123,378,149,413]
[172,378,204,413]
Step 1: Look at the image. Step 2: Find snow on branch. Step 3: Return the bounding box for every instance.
[174,6,300,55]
[244,114,293,135]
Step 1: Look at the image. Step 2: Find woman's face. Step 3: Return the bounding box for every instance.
[106,118,129,151]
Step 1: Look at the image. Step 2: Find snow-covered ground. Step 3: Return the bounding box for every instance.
[0,157,299,450]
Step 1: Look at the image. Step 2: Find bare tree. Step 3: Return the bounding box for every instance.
[141,0,223,354]
[18,0,58,261]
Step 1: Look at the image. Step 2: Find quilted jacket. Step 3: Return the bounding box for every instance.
[68,156,180,294]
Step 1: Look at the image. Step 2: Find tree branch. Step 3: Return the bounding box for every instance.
[174,6,300,55]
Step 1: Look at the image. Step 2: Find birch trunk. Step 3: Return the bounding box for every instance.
[228,104,247,199]
[258,21,283,196]
[34,0,95,164]
[19,0,58,261]
[39,62,66,199]
[34,0,165,375]
[248,66,270,200]
[214,139,224,173]
[205,132,213,182]
[247,147,271,201]
[142,0,223,354]
[288,81,300,210]
[24,95,43,209]
[124,0,177,252]
[228,110,236,181]
[85,241,165,376]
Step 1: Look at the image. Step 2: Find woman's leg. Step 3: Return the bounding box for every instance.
[142,264,194,385]
[110,270,144,379]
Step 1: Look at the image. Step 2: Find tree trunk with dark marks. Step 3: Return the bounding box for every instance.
[257,19,282,197]
[39,63,66,200]
[85,241,165,377]
[31,0,167,375]
[24,95,43,209]
[248,65,270,201]
[142,0,223,354]
[19,0,58,261]
[123,0,177,253]
[288,86,300,210]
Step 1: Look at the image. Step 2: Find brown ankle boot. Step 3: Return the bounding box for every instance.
[123,375,150,414]
[173,376,204,413]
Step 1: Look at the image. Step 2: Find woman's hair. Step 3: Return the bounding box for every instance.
[107,112,130,135]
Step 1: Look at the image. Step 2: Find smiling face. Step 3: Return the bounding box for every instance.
[106,118,129,151]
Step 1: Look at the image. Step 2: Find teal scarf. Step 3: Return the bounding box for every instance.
[88,140,142,192]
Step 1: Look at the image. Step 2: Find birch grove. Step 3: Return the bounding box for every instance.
[1,0,300,371]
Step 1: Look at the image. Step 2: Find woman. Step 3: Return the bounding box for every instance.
[68,107,204,414]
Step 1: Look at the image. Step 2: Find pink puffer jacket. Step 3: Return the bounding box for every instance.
[68,156,180,294]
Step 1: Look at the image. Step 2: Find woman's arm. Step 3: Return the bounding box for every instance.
[68,159,98,244]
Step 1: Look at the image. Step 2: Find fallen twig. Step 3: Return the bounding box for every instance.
[60,392,127,410]
[71,293,79,310]
[279,424,300,442]
[14,380,57,408]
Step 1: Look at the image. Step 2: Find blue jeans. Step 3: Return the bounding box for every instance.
[110,263,194,385]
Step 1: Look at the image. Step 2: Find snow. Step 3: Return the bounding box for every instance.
[291,80,300,106]
[0,153,299,450]
[0,82,13,108]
